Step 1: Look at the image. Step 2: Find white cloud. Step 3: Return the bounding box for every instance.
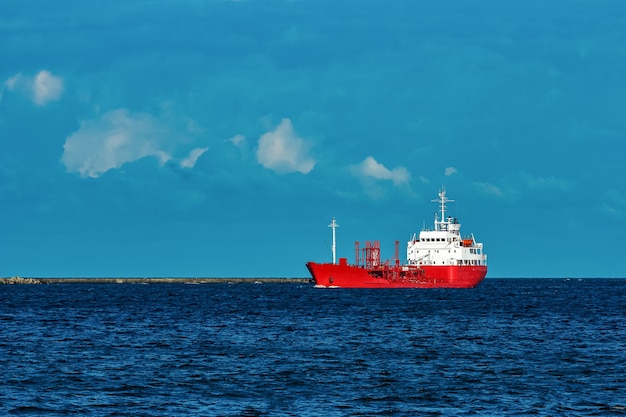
[445,166,457,176]
[601,189,626,219]
[180,147,209,168]
[229,134,251,158]
[33,70,64,105]
[474,182,503,197]
[521,173,572,191]
[474,173,572,201]
[351,156,410,186]
[62,109,172,178]
[256,118,315,174]
[230,134,246,148]
[4,74,21,90]
[4,70,64,105]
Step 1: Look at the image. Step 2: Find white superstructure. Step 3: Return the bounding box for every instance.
[406,188,487,267]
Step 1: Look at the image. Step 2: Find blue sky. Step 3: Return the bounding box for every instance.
[1,0,625,278]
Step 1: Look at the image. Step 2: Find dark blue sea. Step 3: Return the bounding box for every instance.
[2,279,626,416]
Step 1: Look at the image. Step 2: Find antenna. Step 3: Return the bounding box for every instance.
[328,218,339,264]
[432,186,454,230]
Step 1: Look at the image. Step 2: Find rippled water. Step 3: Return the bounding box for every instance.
[1,279,626,416]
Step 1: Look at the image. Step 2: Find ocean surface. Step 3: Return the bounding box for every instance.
[1,279,625,416]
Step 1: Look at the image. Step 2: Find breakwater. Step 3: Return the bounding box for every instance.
[1,276,311,285]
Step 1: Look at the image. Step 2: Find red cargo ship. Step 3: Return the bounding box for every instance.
[306,188,487,288]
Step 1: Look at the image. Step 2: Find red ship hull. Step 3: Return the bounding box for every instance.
[306,262,487,288]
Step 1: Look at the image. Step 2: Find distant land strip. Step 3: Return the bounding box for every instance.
[1,276,311,285]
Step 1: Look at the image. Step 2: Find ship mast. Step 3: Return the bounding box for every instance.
[432,187,453,231]
[328,217,339,264]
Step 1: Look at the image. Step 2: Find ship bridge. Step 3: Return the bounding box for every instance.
[406,188,487,267]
